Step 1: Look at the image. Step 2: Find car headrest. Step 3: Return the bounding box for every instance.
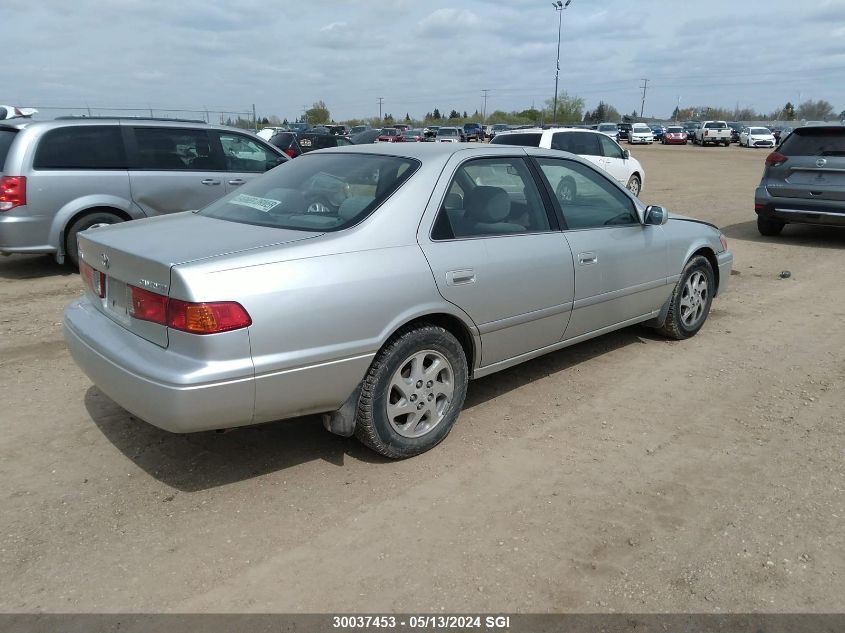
[465,186,510,223]
[338,196,374,220]
[444,192,463,210]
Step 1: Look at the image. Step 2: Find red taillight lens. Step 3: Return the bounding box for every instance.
[167,299,252,334]
[719,234,728,252]
[130,286,168,324]
[79,260,106,298]
[0,176,26,212]
[283,148,297,158]
[128,286,251,334]
[765,152,788,167]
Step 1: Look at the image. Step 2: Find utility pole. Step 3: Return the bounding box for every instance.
[252,103,257,131]
[551,1,572,124]
[481,89,490,121]
[639,78,649,118]
[378,97,384,121]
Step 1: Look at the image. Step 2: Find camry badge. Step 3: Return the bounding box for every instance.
[816,158,827,168]
[100,253,110,269]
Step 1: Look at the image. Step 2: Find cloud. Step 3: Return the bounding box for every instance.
[417,8,480,37]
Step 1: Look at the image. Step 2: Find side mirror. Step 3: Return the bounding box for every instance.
[622,149,630,159]
[644,205,668,226]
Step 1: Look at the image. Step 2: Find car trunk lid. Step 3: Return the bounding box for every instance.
[77,212,322,347]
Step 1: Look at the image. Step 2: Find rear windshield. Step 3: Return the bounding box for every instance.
[199,153,419,231]
[0,129,17,170]
[597,124,617,131]
[666,127,683,133]
[490,133,542,147]
[779,127,845,157]
[704,122,727,129]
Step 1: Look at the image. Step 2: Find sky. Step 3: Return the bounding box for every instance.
[5,0,845,122]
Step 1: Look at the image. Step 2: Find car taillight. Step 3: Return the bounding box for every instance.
[0,176,26,212]
[765,152,788,167]
[128,285,251,334]
[719,234,728,252]
[283,148,297,158]
[80,260,106,298]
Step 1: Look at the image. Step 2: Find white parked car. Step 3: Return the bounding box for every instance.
[436,127,463,143]
[739,126,775,148]
[256,126,287,141]
[0,105,37,120]
[491,127,646,196]
[628,123,654,145]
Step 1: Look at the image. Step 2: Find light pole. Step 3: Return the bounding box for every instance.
[552,0,571,124]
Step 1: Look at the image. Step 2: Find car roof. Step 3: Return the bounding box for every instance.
[9,117,253,134]
[495,127,597,136]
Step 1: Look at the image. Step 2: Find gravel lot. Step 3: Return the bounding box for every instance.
[1,142,843,613]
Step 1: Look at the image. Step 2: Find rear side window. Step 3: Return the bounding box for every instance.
[218,132,281,172]
[0,130,17,170]
[34,126,126,170]
[552,132,601,156]
[779,128,845,157]
[132,127,222,171]
[490,133,542,147]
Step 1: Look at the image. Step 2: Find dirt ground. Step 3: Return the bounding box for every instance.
[1,142,843,614]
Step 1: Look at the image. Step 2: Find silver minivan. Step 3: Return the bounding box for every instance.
[0,118,286,266]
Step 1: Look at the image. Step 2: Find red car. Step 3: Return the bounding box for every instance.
[376,128,405,143]
[662,126,688,145]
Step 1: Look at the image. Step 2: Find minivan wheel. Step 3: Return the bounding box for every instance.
[66,211,124,269]
[355,324,468,459]
[658,255,715,340]
[757,215,785,236]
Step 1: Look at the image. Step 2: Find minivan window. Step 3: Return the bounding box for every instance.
[779,127,845,156]
[0,130,17,170]
[490,133,542,147]
[34,126,126,170]
[218,132,280,171]
[132,127,222,171]
[199,153,419,231]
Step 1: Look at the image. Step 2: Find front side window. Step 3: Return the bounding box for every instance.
[132,127,221,171]
[490,132,542,147]
[219,133,281,171]
[552,132,602,157]
[598,135,624,159]
[431,158,551,240]
[34,126,126,170]
[199,153,418,231]
[535,157,638,229]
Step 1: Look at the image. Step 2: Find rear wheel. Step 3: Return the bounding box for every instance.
[757,215,785,236]
[355,324,468,458]
[65,211,124,269]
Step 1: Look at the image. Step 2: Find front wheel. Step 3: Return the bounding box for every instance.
[658,255,715,340]
[355,324,468,458]
[626,174,641,197]
[66,211,124,268]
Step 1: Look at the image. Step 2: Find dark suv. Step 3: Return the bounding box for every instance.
[463,123,483,142]
[617,122,632,141]
[754,125,845,235]
[268,131,352,158]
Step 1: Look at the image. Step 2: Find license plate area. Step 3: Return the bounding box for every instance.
[105,277,131,325]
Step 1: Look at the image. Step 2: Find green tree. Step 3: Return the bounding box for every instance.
[462,111,468,118]
[544,91,585,123]
[448,110,460,119]
[405,113,411,121]
[840,109,845,120]
[432,108,442,120]
[305,100,330,124]
[782,102,796,120]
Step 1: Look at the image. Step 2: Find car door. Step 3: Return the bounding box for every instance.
[215,131,286,194]
[533,156,668,341]
[597,134,632,186]
[126,126,227,215]
[418,156,574,368]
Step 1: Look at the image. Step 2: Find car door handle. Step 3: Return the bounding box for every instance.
[228,178,245,186]
[201,179,221,186]
[446,269,475,285]
[578,252,598,265]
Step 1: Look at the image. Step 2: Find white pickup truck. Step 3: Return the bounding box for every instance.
[694,121,732,146]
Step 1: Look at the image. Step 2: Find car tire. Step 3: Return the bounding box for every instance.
[355,324,468,459]
[626,174,641,197]
[66,211,124,269]
[658,255,715,340]
[757,215,785,236]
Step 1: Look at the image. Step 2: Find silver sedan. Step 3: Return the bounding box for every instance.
[64,144,733,458]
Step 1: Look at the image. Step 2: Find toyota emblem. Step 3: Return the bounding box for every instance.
[100,253,110,269]
[816,158,827,168]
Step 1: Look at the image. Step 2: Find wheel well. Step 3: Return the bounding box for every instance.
[64,206,131,246]
[692,246,720,293]
[397,314,476,374]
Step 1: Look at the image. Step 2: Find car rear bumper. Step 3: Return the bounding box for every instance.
[0,212,56,254]
[755,188,845,226]
[64,298,257,433]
